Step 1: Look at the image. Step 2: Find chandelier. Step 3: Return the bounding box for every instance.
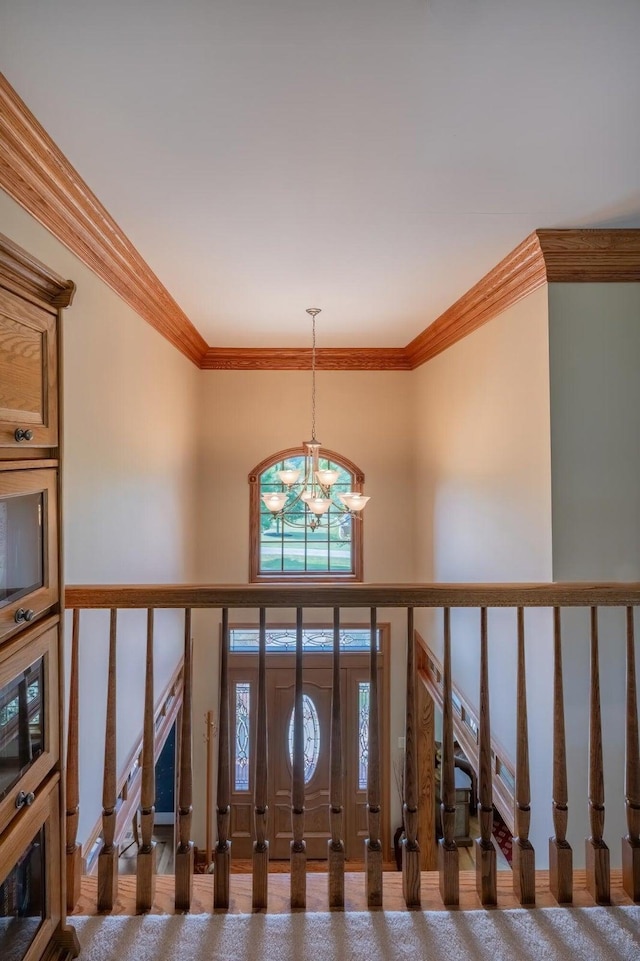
[261,308,371,531]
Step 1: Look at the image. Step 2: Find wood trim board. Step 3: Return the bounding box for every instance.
[2,74,640,371]
[0,74,207,366]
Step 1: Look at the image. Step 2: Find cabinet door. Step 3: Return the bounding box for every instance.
[0,621,59,837]
[0,289,58,449]
[0,774,61,961]
[0,470,59,646]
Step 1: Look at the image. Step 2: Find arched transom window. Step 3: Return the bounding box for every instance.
[249,446,365,581]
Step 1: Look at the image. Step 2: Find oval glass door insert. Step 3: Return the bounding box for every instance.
[288,694,321,783]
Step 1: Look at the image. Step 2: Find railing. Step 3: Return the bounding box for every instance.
[64,582,640,913]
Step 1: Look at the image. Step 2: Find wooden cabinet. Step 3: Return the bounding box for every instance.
[0,232,76,961]
[0,621,59,837]
[0,289,58,450]
[0,469,59,646]
[0,775,62,961]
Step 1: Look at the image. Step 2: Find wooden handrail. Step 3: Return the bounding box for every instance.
[65,582,640,610]
[67,580,640,918]
[415,631,516,834]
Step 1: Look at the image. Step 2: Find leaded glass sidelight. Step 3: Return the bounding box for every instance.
[234,682,250,791]
[358,682,370,790]
[287,694,321,783]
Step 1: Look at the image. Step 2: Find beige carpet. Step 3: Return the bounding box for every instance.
[73,907,640,961]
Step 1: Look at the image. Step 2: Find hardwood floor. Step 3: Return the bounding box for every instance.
[114,817,507,878]
[118,825,175,875]
[75,869,633,916]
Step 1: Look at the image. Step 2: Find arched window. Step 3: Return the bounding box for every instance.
[248,446,365,582]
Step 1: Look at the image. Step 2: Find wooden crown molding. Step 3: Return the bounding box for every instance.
[405,228,640,368]
[201,346,411,370]
[536,228,640,282]
[405,232,547,368]
[0,72,207,364]
[1,72,639,370]
[0,230,75,309]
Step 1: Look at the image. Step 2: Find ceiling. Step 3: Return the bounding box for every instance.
[1,0,640,349]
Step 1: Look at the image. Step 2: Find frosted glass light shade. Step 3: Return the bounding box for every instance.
[306,496,332,516]
[338,492,370,512]
[262,492,288,513]
[315,469,340,488]
[278,469,301,486]
[300,490,313,502]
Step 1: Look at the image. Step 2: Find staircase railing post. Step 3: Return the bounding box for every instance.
[402,607,420,907]
[175,608,194,911]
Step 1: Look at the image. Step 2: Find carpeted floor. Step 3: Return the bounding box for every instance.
[73,906,640,961]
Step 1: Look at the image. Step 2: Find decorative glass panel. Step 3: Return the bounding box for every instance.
[0,824,46,960]
[259,454,354,574]
[358,682,370,790]
[0,493,43,610]
[0,657,44,804]
[230,627,381,653]
[287,694,321,783]
[234,683,250,791]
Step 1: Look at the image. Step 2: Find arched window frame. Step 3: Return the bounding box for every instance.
[248,445,365,583]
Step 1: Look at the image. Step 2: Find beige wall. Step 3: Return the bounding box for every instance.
[5,181,636,869]
[549,282,640,865]
[410,287,555,859]
[190,369,415,844]
[0,190,200,847]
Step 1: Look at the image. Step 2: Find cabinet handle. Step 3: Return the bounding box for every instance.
[14,428,34,442]
[15,790,35,809]
[14,608,35,624]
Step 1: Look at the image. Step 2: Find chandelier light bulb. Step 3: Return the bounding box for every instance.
[306,496,332,516]
[338,492,370,512]
[315,468,340,488]
[262,492,288,513]
[278,468,301,486]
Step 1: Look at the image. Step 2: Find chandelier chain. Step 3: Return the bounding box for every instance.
[311,309,317,441]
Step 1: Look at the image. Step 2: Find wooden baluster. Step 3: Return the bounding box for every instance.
[136,609,156,912]
[253,607,269,910]
[175,609,194,911]
[623,606,640,901]
[438,607,458,905]
[328,607,345,908]
[291,607,306,909]
[365,607,383,907]
[98,609,119,912]
[66,609,82,911]
[549,607,572,903]
[512,607,535,904]
[475,607,497,905]
[586,606,610,904]
[402,606,421,907]
[417,635,437,871]
[215,608,231,909]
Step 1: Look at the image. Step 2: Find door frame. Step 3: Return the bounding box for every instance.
[225,622,391,861]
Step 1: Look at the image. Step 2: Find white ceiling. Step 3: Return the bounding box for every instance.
[1,0,640,348]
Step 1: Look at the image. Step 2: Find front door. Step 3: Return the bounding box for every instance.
[267,667,332,858]
[228,649,384,861]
